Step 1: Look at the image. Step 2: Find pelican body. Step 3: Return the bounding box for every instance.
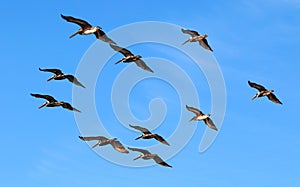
[129,124,170,146]
[39,68,85,88]
[248,81,282,104]
[181,28,213,51]
[128,147,172,168]
[30,93,81,112]
[79,136,129,153]
[110,44,154,73]
[186,105,218,131]
[61,14,116,44]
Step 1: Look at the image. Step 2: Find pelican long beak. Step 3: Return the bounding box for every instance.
[251,94,258,101]
[182,39,190,45]
[92,142,99,149]
[189,117,195,122]
[115,59,123,64]
[69,30,80,39]
[135,135,142,140]
[133,154,143,160]
[47,76,55,82]
[38,102,47,109]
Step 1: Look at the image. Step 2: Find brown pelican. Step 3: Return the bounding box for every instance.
[60,14,116,44]
[39,68,85,88]
[186,105,218,131]
[129,124,170,146]
[128,147,172,168]
[30,93,81,112]
[109,44,154,73]
[181,28,213,51]
[248,81,282,104]
[79,136,129,153]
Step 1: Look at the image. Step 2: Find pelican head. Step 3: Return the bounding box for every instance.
[95,26,102,30]
[135,55,142,59]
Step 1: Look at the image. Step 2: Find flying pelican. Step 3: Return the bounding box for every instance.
[30,93,81,112]
[181,28,213,51]
[39,68,85,88]
[109,44,154,73]
[60,14,116,44]
[248,81,282,104]
[186,105,218,131]
[79,136,129,153]
[128,147,172,168]
[129,124,170,146]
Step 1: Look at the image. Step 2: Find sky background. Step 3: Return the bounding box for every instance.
[1,0,300,186]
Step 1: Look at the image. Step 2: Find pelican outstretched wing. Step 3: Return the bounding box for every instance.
[127,147,151,155]
[30,93,57,102]
[39,68,63,75]
[153,155,172,167]
[181,29,200,37]
[95,30,116,44]
[61,14,92,29]
[110,140,129,153]
[153,134,170,146]
[134,59,154,73]
[61,102,81,112]
[204,118,218,131]
[110,44,134,57]
[129,124,151,134]
[65,75,85,88]
[248,81,267,92]
[267,93,282,104]
[79,136,108,141]
[199,38,213,51]
[186,105,204,116]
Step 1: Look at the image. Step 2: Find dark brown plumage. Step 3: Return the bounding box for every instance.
[129,124,170,146]
[79,136,129,153]
[30,93,81,112]
[60,14,116,44]
[128,147,172,168]
[186,105,217,131]
[248,81,282,104]
[110,44,154,73]
[181,28,213,51]
[39,68,85,88]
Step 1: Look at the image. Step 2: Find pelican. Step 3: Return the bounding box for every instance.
[181,28,213,51]
[248,81,282,104]
[128,147,172,168]
[39,68,85,88]
[109,44,154,73]
[129,124,170,146]
[30,93,81,112]
[60,14,116,44]
[186,105,218,131]
[79,136,129,153]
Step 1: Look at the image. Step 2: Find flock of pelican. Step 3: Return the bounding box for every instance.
[30,14,282,168]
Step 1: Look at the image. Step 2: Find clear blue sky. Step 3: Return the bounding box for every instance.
[1,1,300,186]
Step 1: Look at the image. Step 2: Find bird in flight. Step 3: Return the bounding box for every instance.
[79,136,129,153]
[128,147,172,168]
[60,14,116,44]
[181,28,213,51]
[186,105,218,131]
[39,68,85,88]
[30,93,81,112]
[248,81,282,104]
[129,124,170,146]
[109,44,154,73]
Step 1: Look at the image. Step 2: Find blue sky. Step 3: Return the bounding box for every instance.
[1,0,300,186]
